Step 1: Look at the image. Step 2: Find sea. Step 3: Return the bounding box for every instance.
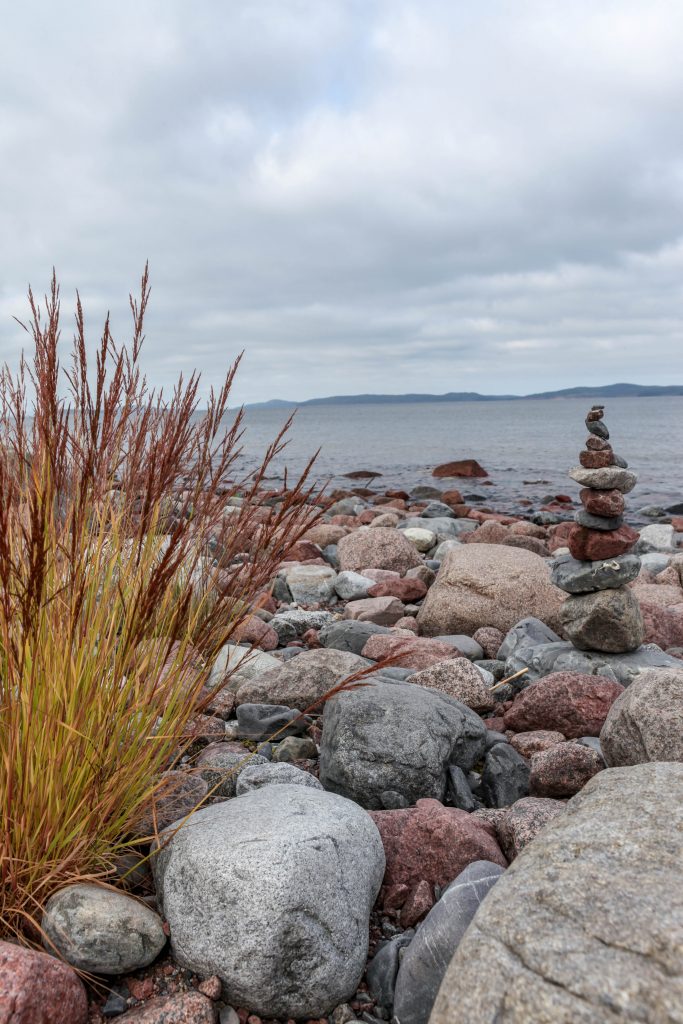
[226,397,683,521]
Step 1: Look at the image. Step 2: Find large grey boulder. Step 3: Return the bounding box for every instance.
[234,648,370,710]
[429,763,683,1023]
[600,667,683,766]
[393,861,504,1024]
[319,680,487,809]
[42,883,165,974]
[153,785,384,1019]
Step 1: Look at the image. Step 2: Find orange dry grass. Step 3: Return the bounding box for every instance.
[0,269,319,939]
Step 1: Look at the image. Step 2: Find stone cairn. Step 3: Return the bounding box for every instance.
[552,405,645,653]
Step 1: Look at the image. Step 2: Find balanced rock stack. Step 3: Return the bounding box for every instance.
[552,405,645,653]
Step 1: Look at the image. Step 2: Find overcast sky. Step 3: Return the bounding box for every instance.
[2,0,683,404]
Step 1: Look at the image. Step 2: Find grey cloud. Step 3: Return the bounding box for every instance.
[1,0,683,404]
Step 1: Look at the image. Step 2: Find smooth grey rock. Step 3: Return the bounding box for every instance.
[235,648,371,711]
[600,667,683,766]
[393,862,504,1024]
[497,617,561,662]
[421,501,456,519]
[432,539,463,560]
[446,765,477,811]
[429,763,683,1024]
[568,465,637,493]
[235,761,323,795]
[268,609,334,643]
[209,644,280,691]
[154,785,384,1019]
[399,517,476,541]
[42,883,165,974]
[319,619,391,655]
[635,523,676,554]
[433,635,484,660]
[574,509,624,531]
[481,744,530,807]
[197,748,268,797]
[322,543,340,568]
[327,497,366,517]
[639,552,673,574]
[284,564,337,604]
[334,571,376,601]
[366,931,415,1008]
[559,587,644,653]
[236,703,309,740]
[319,681,487,809]
[551,552,641,593]
[506,640,683,686]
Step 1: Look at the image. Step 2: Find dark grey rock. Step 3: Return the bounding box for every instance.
[481,744,530,807]
[433,635,484,660]
[236,703,310,741]
[612,453,628,468]
[410,486,443,501]
[271,576,292,603]
[505,639,683,686]
[366,932,415,1008]
[393,861,504,1024]
[574,509,624,531]
[319,619,391,655]
[551,552,641,593]
[497,617,561,662]
[474,658,506,680]
[586,418,609,439]
[446,765,478,811]
[484,730,508,750]
[430,763,683,1024]
[420,501,456,518]
[560,588,644,653]
[319,681,487,809]
[322,544,340,568]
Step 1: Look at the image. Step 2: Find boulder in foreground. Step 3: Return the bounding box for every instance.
[0,939,88,1024]
[430,762,683,1023]
[153,784,384,1019]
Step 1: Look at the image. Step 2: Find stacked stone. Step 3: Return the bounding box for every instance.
[552,406,645,653]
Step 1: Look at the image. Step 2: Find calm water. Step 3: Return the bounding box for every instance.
[227,397,683,518]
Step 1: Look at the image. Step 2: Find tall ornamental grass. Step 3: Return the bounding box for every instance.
[0,269,318,939]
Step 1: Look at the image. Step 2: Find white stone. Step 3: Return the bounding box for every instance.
[403,527,437,552]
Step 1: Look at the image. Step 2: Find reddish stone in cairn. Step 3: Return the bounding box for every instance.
[368,577,428,602]
[580,487,625,518]
[579,449,614,469]
[586,409,604,422]
[503,671,624,737]
[0,939,88,1024]
[369,798,506,913]
[432,459,488,479]
[529,742,604,798]
[586,436,611,451]
[568,523,639,560]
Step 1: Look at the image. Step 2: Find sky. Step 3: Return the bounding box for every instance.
[2,0,683,404]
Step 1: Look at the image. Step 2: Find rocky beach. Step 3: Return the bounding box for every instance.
[4,404,683,1024]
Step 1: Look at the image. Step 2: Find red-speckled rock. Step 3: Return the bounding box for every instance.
[232,614,278,651]
[495,796,566,860]
[360,632,463,669]
[638,600,683,649]
[409,658,495,713]
[116,992,217,1023]
[504,672,624,737]
[510,730,566,758]
[367,578,428,602]
[400,878,435,927]
[463,521,509,544]
[579,450,614,469]
[343,596,406,626]
[530,743,604,797]
[394,616,419,633]
[370,798,506,911]
[580,487,625,518]
[337,527,422,574]
[567,524,639,561]
[472,626,505,659]
[0,940,88,1024]
[432,460,488,479]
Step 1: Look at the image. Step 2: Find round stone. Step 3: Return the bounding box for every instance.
[574,509,624,531]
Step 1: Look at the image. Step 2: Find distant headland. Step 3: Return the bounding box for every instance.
[246,382,683,409]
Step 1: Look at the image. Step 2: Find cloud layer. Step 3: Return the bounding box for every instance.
[2,0,683,402]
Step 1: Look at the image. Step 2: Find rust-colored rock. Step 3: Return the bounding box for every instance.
[579,450,614,469]
[367,577,428,602]
[503,672,624,737]
[567,523,639,560]
[579,487,625,518]
[0,940,88,1024]
[369,798,506,912]
[432,459,488,479]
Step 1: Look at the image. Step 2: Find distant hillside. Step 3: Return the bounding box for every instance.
[246,382,683,409]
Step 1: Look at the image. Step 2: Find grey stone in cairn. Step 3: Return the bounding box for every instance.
[554,406,645,653]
